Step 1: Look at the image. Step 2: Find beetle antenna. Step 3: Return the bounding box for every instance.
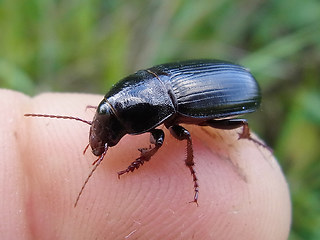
[74,143,108,207]
[24,113,92,125]
[85,105,98,111]
[83,143,90,155]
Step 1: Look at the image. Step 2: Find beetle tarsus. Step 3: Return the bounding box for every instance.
[169,125,199,205]
[246,136,273,153]
[117,129,165,178]
[117,157,145,178]
[189,191,199,206]
[238,121,273,152]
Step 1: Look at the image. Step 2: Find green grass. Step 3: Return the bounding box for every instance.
[1,0,320,238]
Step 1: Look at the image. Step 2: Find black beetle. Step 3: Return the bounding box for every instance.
[25,59,268,206]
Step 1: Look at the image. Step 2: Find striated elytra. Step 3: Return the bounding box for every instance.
[25,59,267,206]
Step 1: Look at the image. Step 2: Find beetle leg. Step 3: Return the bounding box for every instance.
[117,129,165,177]
[202,119,271,151]
[201,119,249,137]
[168,125,199,205]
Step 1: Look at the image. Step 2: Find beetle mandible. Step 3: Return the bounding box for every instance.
[25,59,269,206]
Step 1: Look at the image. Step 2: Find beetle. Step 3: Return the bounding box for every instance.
[25,59,268,207]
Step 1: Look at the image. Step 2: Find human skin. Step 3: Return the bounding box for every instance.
[0,89,291,240]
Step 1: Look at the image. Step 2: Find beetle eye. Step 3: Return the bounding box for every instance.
[98,102,109,115]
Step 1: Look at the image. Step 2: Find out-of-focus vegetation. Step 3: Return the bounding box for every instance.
[0,0,319,238]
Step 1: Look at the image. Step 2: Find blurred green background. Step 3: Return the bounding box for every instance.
[1,0,319,238]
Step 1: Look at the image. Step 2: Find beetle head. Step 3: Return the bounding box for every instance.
[89,100,126,156]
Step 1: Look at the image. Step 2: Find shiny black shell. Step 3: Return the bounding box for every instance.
[102,60,260,135]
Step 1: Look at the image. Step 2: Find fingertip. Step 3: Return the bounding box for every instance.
[18,92,290,239]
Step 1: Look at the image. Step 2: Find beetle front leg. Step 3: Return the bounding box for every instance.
[203,119,271,151]
[169,125,199,205]
[117,129,164,177]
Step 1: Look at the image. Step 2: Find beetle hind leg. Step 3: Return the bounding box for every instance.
[202,119,272,151]
[201,119,250,137]
[169,125,199,205]
[117,129,164,178]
